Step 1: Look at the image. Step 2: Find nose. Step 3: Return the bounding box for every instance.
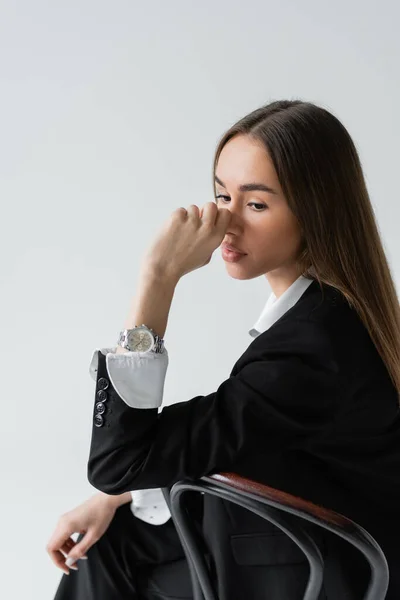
[220,207,244,240]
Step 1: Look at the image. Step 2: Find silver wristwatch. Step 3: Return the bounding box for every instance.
[117,324,165,354]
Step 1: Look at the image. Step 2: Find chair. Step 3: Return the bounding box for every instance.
[161,472,389,600]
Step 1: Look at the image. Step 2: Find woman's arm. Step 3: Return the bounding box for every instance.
[115,266,179,356]
[99,491,132,508]
[87,316,341,495]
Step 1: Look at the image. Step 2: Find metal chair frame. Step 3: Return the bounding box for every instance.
[162,472,389,600]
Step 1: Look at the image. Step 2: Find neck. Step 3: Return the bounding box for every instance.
[265,267,304,299]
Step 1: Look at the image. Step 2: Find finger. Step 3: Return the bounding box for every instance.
[46,530,73,563]
[46,522,87,557]
[186,205,200,218]
[47,547,74,575]
[62,539,88,559]
[201,202,218,224]
[60,542,79,571]
[66,532,96,565]
[216,206,232,228]
[46,517,77,554]
[60,540,73,556]
[47,532,87,574]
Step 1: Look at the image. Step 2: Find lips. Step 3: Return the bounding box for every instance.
[222,243,247,255]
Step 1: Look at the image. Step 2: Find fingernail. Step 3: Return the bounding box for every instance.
[65,557,76,568]
[80,556,88,560]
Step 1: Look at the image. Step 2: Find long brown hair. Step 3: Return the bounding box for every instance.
[212,99,400,405]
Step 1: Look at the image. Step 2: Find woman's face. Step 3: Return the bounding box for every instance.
[215,133,304,287]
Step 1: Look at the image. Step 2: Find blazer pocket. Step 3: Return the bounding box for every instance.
[230,531,308,566]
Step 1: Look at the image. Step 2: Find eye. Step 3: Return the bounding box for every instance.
[215,195,267,211]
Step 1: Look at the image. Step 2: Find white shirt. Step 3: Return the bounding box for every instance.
[88,274,314,525]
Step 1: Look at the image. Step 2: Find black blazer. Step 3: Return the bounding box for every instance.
[87,279,400,599]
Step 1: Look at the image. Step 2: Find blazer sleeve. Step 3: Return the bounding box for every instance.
[87,318,342,495]
[88,345,172,522]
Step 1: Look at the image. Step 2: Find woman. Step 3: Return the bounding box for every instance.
[48,99,400,599]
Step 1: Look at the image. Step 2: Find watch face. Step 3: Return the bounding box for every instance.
[127,328,154,352]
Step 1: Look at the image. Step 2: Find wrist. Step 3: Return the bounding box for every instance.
[122,266,178,339]
[140,261,181,287]
[98,491,132,509]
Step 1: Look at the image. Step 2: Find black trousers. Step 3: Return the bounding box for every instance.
[52,498,384,600]
[53,503,193,600]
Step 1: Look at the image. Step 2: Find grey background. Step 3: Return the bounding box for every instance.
[0,1,399,598]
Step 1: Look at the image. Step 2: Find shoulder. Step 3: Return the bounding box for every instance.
[234,316,340,384]
[235,282,353,375]
[269,280,361,350]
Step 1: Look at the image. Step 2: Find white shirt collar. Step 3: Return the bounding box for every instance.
[248,274,315,338]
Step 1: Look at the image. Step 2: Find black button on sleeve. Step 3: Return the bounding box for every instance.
[97,389,108,402]
[94,414,104,427]
[98,377,109,390]
[96,402,106,415]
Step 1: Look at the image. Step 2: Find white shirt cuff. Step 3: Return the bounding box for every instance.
[88,346,169,409]
[130,488,171,525]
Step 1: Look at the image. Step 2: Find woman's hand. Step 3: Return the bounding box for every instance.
[46,493,123,574]
[141,202,232,280]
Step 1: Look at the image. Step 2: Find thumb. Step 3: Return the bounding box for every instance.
[65,532,95,566]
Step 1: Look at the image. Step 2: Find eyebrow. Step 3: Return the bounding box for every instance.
[214,174,279,195]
